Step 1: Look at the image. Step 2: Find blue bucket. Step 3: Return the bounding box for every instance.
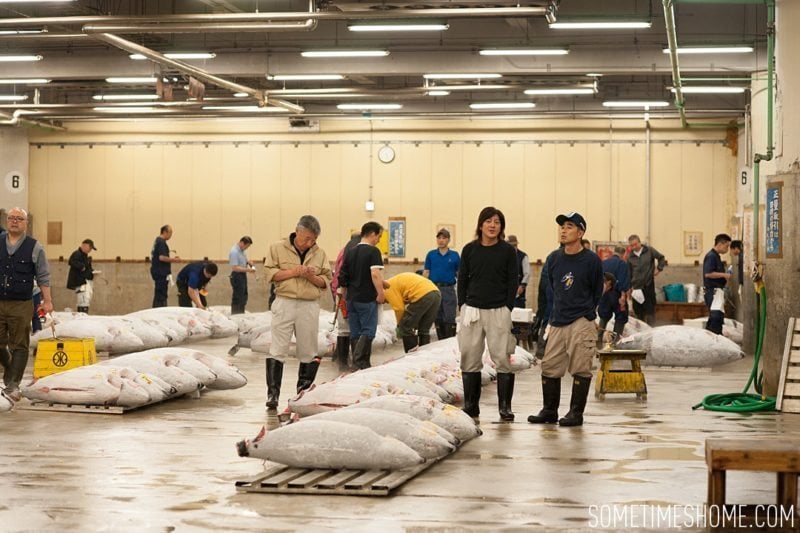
[663,283,687,302]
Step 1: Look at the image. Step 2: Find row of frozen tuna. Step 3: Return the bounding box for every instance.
[599,315,744,346]
[236,338,536,470]
[31,307,239,354]
[20,348,247,408]
[228,309,399,356]
[238,395,482,470]
[616,325,743,367]
[287,337,535,416]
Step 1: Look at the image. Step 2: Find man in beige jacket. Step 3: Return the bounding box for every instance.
[263,215,332,410]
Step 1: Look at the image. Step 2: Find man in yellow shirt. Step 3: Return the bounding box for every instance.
[383,272,441,352]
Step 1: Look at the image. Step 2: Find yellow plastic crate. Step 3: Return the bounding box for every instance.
[33,337,97,378]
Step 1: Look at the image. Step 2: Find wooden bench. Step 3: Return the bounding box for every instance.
[706,438,800,529]
[595,349,647,401]
[654,301,707,324]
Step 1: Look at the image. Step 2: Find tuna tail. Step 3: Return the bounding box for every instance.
[254,425,267,442]
[235,439,249,457]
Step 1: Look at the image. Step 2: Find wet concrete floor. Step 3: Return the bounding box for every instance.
[0,337,797,532]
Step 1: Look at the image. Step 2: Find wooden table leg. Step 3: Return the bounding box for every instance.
[707,469,726,508]
[777,472,798,509]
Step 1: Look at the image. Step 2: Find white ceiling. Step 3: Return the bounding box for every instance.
[0,0,767,124]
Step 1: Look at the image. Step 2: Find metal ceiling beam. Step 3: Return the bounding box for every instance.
[0,6,550,29]
[90,33,304,114]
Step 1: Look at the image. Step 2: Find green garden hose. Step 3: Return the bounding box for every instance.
[692,284,776,412]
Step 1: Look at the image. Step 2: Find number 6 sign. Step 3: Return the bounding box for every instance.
[4,170,25,193]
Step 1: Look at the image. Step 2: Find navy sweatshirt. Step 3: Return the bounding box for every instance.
[546,247,604,326]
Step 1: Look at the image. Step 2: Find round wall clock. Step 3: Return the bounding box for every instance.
[378,145,395,163]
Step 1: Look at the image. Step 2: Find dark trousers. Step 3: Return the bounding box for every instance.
[632,280,656,325]
[177,280,206,308]
[152,273,169,308]
[230,272,248,314]
[435,285,457,324]
[704,289,724,335]
[0,300,33,390]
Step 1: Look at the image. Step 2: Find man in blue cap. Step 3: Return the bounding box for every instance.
[528,212,604,427]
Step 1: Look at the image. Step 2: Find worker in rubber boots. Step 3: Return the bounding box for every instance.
[263,215,331,411]
[528,212,603,427]
[457,206,518,422]
[383,272,441,353]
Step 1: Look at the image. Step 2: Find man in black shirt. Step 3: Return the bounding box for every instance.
[703,233,731,335]
[528,212,603,427]
[337,221,385,370]
[150,225,180,307]
[66,239,96,314]
[457,206,518,421]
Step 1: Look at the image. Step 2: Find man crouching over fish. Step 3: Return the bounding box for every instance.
[263,215,331,411]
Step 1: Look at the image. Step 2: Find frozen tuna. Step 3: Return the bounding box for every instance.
[21,365,152,407]
[349,394,482,442]
[287,380,396,417]
[236,421,424,470]
[0,390,13,412]
[99,352,201,395]
[308,407,457,460]
[617,325,744,367]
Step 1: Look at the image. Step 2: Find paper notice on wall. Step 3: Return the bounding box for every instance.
[631,289,645,304]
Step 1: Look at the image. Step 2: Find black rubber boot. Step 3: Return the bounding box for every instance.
[77,306,89,314]
[461,371,482,419]
[434,320,444,340]
[497,372,515,421]
[265,358,284,410]
[527,376,561,424]
[444,323,457,339]
[559,375,592,427]
[333,336,351,372]
[418,333,431,347]
[352,336,371,370]
[402,336,418,353]
[296,359,320,393]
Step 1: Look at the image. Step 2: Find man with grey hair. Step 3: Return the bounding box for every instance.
[627,234,666,326]
[0,207,54,401]
[263,215,331,410]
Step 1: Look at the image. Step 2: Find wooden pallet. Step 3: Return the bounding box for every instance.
[235,461,435,496]
[15,400,134,414]
[777,317,800,413]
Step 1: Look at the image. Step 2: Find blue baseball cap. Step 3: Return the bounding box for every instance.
[556,212,587,232]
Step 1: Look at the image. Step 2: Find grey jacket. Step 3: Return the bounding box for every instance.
[627,245,665,289]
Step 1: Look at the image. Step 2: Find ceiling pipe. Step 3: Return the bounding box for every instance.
[0,109,65,130]
[662,0,687,128]
[0,6,550,29]
[89,33,304,114]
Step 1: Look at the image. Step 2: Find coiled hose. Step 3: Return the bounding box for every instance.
[692,282,776,412]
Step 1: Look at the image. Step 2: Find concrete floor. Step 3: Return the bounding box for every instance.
[0,337,797,532]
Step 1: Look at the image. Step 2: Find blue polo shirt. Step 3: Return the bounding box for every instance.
[424,248,460,285]
[703,249,726,290]
[229,243,248,268]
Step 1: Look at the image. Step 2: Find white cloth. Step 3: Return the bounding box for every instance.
[710,288,725,312]
[460,305,480,327]
[76,280,93,307]
[631,289,645,304]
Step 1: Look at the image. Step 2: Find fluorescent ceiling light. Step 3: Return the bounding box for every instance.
[0,29,47,35]
[130,52,215,60]
[586,73,604,78]
[470,102,536,110]
[670,86,746,94]
[93,106,161,113]
[427,90,451,96]
[233,92,249,97]
[0,78,50,84]
[337,103,403,110]
[93,94,159,101]
[663,46,754,54]
[424,73,502,80]
[434,84,508,91]
[524,87,595,95]
[550,20,651,29]
[348,22,449,32]
[301,50,389,58]
[603,100,669,108]
[269,88,356,95]
[105,77,158,84]
[479,48,569,56]
[267,74,345,81]
[0,55,43,62]
[0,95,28,102]
[202,105,288,112]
